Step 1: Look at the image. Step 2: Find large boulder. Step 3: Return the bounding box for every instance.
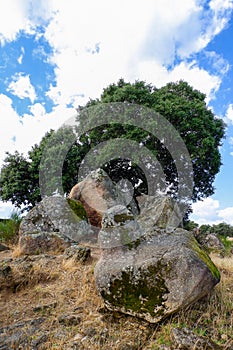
[94,195,220,324]
[19,196,93,254]
[95,229,220,323]
[69,169,126,228]
[204,233,225,253]
[136,194,182,231]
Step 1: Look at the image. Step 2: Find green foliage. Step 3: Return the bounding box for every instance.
[212,223,233,237]
[0,211,22,242]
[183,220,199,231]
[66,198,88,221]
[218,235,233,255]
[100,80,224,199]
[0,130,54,210]
[199,222,233,237]
[0,79,225,218]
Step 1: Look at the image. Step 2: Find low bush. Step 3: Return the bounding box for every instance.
[0,211,22,242]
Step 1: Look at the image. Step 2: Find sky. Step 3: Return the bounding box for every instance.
[0,0,233,226]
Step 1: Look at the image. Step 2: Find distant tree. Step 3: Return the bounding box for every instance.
[183,220,199,231]
[0,128,90,210]
[0,131,54,210]
[0,79,225,217]
[211,222,233,237]
[199,224,212,236]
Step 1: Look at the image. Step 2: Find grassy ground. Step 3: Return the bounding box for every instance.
[0,246,232,349]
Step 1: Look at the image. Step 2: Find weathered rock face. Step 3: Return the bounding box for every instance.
[136,194,182,230]
[63,245,91,263]
[69,169,126,228]
[95,193,220,324]
[171,327,222,350]
[204,233,225,253]
[95,228,220,323]
[19,196,93,254]
[18,232,70,255]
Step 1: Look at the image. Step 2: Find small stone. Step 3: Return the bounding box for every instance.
[63,245,91,263]
[0,265,12,278]
[33,302,57,312]
[172,327,222,350]
[83,327,96,337]
[221,333,228,341]
[0,243,10,252]
[58,314,81,326]
[31,334,48,348]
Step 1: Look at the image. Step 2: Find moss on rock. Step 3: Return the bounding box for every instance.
[190,236,220,281]
[66,198,88,222]
[101,262,170,318]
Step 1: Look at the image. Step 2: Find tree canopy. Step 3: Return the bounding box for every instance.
[0,79,225,218]
[199,222,233,237]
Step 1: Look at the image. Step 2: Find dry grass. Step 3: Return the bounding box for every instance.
[211,253,233,273]
[0,248,233,349]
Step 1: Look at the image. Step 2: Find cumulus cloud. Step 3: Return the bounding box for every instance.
[135,60,221,103]
[0,94,22,167]
[225,104,233,124]
[40,0,232,107]
[17,47,25,64]
[0,202,16,219]
[191,197,221,225]
[140,0,233,62]
[191,197,233,225]
[218,207,233,225]
[0,0,31,44]
[7,73,37,103]
[0,93,76,169]
[0,0,54,45]
[1,1,231,107]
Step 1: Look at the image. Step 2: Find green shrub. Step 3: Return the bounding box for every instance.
[218,235,233,256]
[0,211,22,242]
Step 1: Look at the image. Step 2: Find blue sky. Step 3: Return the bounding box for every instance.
[0,0,233,225]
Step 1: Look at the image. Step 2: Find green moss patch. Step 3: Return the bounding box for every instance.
[101,262,170,318]
[66,198,88,222]
[190,236,220,281]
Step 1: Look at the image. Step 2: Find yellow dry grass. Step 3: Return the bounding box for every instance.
[0,249,232,349]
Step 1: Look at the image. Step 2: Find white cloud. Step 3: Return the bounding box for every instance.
[0,201,16,219]
[0,93,76,169]
[191,197,221,225]
[218,207,233,225]
[0,0,230,107]
[225,104,233,124]
[0,94,22,167]
[0,0,31,44]
[140,0,233,63]
[134,60,221,103]
[7,73,36,103]
[0,0,54,45]
[191,197,233,225]
[29,103,46,117]
[40,0,231,108]
[17,47,25,64]
[204,51,230,75]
